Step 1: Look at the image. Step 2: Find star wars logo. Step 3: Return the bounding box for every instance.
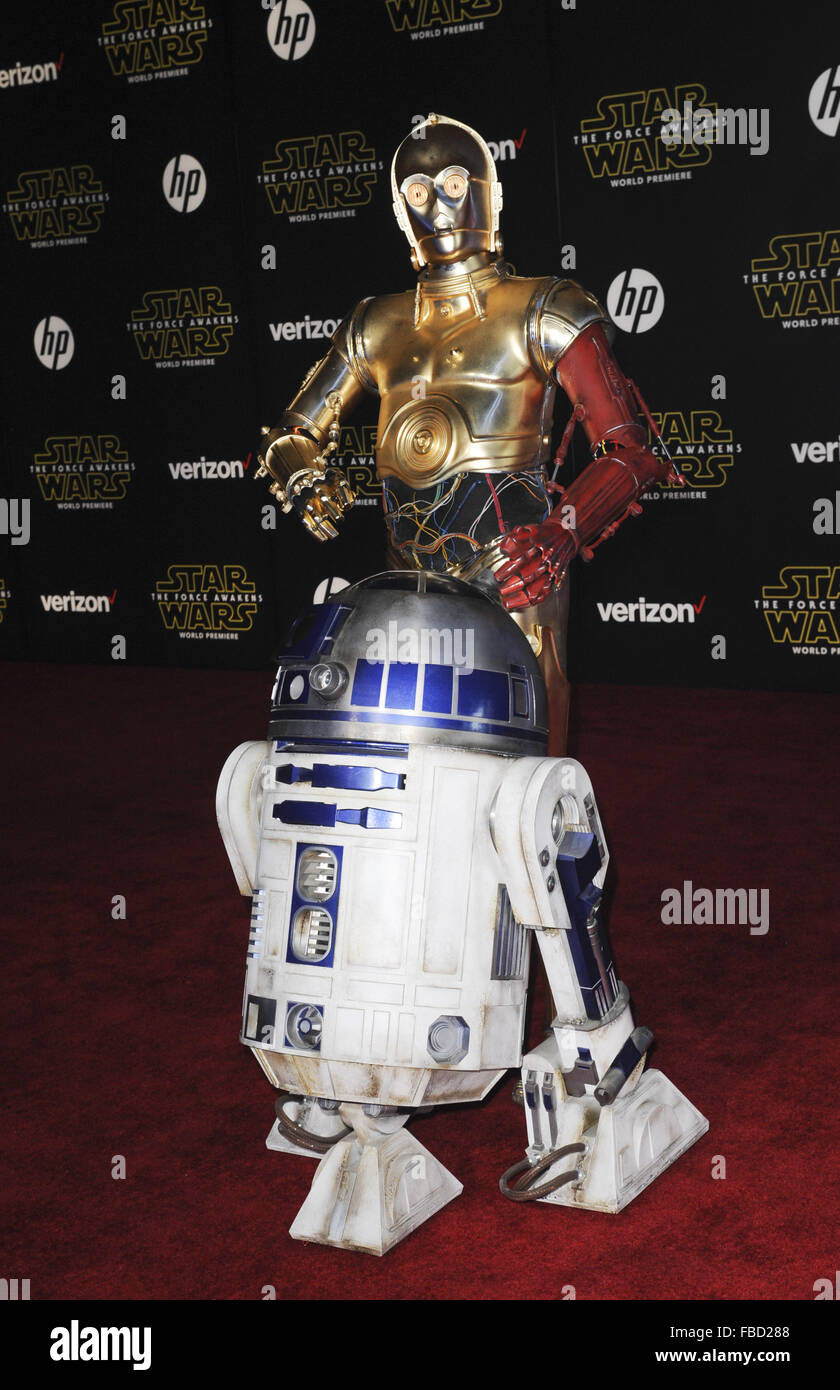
[98,0,211,81]
[336,425,379,505]
[644,409,740,497]
[128,287,237,367]
[259,131,382,223]
[152,563,261,639]
[756,566,840,654]
[745,231,840,326]
[575,84,717,185]
[3,166,108,247]
[30,436,134,510]
[385,0,502,35]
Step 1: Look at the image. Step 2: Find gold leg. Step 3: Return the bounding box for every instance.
[510,581,571,758]
[385,535,572,755]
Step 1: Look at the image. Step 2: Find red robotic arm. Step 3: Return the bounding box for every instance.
[495,323,674,611]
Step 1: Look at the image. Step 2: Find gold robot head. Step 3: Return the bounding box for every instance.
[391,113,503,270]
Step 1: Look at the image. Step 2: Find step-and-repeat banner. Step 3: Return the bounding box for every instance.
[1,0,838,691]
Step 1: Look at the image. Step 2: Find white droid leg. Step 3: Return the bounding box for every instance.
[289,1105,462,1255]
[494,755,708,1212]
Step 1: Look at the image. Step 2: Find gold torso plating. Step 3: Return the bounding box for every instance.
[353,266,572,488]
[279,263,606,492]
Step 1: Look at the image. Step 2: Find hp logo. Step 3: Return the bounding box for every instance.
[163,154,207,213]
[266,0,315,62]
[313,576,350,604]
[606,269,665,334]
[34,316,74,370]
[809,67,840,137]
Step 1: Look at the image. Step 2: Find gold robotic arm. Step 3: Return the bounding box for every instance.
[257,399,354,543]
[257,306,374,541]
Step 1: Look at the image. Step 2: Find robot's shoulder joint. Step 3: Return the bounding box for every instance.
[529,277,609,377]
[332,296,378,393]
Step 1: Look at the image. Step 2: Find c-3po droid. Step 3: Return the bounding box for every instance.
[254,112,683,754]
[217,573,707,1254]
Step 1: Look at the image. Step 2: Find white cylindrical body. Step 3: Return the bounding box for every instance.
[241,740,532,1108]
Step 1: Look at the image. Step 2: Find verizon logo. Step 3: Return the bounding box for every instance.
[40,588,116,613]
[168,455,248,480]
[596,596,706,623]
[0,55,62,90]
[269,315,339,342]
[790,438,840,463]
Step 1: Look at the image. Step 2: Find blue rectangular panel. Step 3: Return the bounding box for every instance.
[279,604,343,659]
[422,664,453,714]
[311,764,405,791]
[335,807,403,829]
[385,662,418,710]
[457,669,510,721]
[273,800,337,827]
[319,606,351,654]
[351,659,384,706]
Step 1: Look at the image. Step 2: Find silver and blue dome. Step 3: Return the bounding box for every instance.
[269,571,548,756]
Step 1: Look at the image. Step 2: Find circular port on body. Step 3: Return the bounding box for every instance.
[286,1002,323,1051]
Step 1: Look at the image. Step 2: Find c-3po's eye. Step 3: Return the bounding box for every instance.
[442,172,467,199]
[406,181,429,207]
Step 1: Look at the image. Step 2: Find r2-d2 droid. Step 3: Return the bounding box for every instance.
[217,573,707,1254]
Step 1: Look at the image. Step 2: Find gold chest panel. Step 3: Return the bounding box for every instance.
[359,274,555,488]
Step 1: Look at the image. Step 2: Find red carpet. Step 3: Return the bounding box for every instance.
[2,663,837,1301]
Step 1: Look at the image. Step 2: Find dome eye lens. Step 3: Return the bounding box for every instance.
[308,661,348,699]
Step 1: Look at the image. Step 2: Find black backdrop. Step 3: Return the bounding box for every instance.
[2,0,839,692]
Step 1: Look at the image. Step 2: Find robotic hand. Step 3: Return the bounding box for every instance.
[256,390,355,542]
[494,516,579,611]
[494,437,658,610]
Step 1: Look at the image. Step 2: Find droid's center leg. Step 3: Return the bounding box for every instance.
[266,1094,352,1157]
[289,1104,462,1256]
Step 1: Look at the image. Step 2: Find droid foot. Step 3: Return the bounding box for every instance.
[289,1103,462,1255]
[514,1059,708,1213]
